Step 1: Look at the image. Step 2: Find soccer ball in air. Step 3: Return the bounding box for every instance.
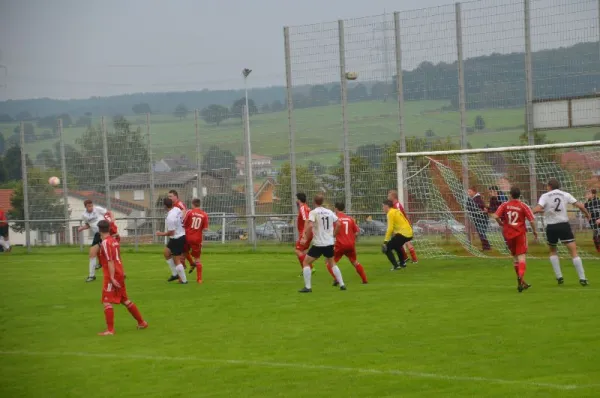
[345,72,358,81]
[48,176,60,186]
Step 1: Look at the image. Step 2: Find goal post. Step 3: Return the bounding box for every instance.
[396,141,600,258]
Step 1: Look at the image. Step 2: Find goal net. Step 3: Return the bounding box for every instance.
[397,141,600,259]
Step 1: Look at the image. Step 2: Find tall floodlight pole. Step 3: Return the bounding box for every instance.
[242,68,256,248]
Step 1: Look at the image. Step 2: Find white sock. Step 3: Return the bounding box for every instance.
[572,257,586,280]
[550,255,562,279]
[302,266,312,289]
[331,264,345,287]
[166,258,177,276]
[176,264,187,283]
[89,257,97,277]
[0,237,8,250]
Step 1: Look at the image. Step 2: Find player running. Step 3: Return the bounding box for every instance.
[491,187,538,292]
[97,220,147,335]
[0,207,10,253]
[332,202,368,285]
[295,192,315,274]
[168,189,193,269]
[382,199,414,271]
[533,178,591,286]
[78,200,110,282]
[299,194,346,293]
[183,198,209,283]
[156,198,188,284]
[388,190,417,264]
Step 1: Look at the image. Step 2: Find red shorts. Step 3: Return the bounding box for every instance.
[101,277,128,304]
[334,245,357,263]
[505,234,528,256]
[185,240,203,258]
[295,237,311,251]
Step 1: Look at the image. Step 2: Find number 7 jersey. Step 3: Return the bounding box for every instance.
[495,199,535,239]
[334,212,359,248]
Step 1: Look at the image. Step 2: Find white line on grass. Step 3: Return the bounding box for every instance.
[0,350,594,391]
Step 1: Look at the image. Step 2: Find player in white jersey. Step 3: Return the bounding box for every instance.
[298,194,346,292]
[156,197,187,284]
[77,199,108,282]
[533,178,591,286]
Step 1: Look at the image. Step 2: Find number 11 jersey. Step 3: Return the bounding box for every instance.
[495,199,535,239]
[308,207,338,247]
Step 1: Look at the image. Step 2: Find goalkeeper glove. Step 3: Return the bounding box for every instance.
[381,242,388,253]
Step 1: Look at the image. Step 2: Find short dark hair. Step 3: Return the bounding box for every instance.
[547,178,560,190]
[168,189,179,197]
[334,201,345,211]
[591,189,597,195]
[163,197,173,208]
[98,219,110,233]
[83,199,93,206]
[510,186,521,199]
[382,199,394,207]
[296,193,307,203]
[192,198,201,207]
[314,194,324,206]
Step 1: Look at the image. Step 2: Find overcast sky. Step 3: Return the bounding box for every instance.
[0,0,597,100]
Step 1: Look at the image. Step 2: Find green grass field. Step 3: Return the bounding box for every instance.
[2,100,597,166]
[1,245,599,397]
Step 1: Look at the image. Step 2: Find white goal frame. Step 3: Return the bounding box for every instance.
[396,140,600,208]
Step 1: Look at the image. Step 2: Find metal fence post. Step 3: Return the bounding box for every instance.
[394,11,408,208]
[146,113,156,242]
[524,0,538,206]
[338,19,352,212]
[101,116,111,210]
[284,26,298,239]
[19,122,31,252]
[58,118,71,244]
[242,105,256,247]
[195,109,203,200]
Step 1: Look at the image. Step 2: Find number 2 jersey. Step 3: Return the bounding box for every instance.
[335,212,359,249]
[537,189,578,225]
[183,208,209,243]
[495,199,535,239]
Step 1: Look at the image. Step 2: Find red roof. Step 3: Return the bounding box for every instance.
[0,189,14,211]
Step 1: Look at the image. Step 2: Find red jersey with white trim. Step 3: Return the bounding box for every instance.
[392,200,410,221]
[335,212,359,248]
[103,212,118,236]
[183,207,209,242]
[297,203,311,236]
[99,235,125,281]
[174,200,187,213]
[495,200,534,239]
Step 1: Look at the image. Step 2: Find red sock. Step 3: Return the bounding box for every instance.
[104,305,115,332]
[518,261,526,280]
[513,262,519,276]
[185,253,194,268]
[400,247,408,262]
[196,262,203,282]
[125,302,144,324]
[298,254,306,269]
[326,263,336,281]
[355,263,368,283]
[409,247,418,262]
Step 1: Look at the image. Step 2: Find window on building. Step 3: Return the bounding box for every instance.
[133,190,145,201]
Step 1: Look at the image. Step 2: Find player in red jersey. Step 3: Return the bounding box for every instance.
[183,198,209,283]
[332,202,368,284]
[96,220,147,335]
[492,186,538,292]
[295,193,314,273]
[168,189,192,269]
[388,190,417,264]
[103,211,120,242]
[0,208,10,252]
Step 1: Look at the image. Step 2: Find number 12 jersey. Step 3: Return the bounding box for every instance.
[495,199,535,239]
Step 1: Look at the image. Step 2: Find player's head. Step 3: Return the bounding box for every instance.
[334,201,345,212]
[510,186,521,199]
[83,199,94,212]
[192,198,201,208]
[488,185,499,196]
[547,178,560,191]
[163,197,174,210]
[467,186,477,197]
[387,190,398,201]
[586,188,597,200]
[168,190,179,201]
[296,192,307,205]
[382,199,393,213]
[98,219,110,235]
[313,194,324,207]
